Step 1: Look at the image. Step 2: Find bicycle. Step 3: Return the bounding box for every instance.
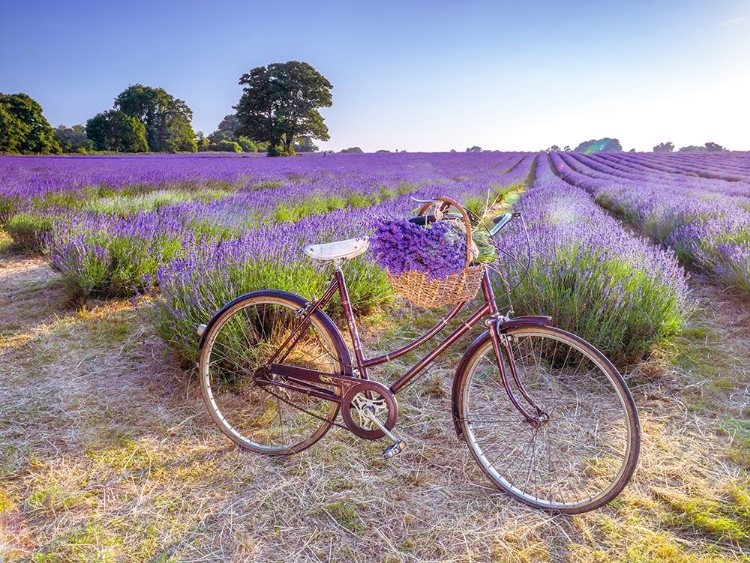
[196,197,641,514]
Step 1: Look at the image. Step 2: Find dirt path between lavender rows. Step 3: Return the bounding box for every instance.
[0,249,748,562]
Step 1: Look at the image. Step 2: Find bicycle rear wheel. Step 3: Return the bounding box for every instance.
[456,325,640,513]
[199,292,344,455]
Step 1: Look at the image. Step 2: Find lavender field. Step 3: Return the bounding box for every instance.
[3,150,750,362]
[1,152,749,561]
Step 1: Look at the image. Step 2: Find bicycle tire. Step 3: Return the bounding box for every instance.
[456,325,640,513]
[199,291,345,455]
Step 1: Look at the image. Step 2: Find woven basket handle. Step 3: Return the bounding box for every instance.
[417,196,474,269]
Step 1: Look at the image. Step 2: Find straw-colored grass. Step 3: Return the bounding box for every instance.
[0,249,748,562]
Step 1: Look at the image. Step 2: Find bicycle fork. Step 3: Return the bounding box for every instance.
[487,322,548,427]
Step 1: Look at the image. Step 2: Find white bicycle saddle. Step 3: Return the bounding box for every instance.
[303,237,370,262]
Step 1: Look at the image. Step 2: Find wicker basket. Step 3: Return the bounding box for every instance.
[387,196,485,308]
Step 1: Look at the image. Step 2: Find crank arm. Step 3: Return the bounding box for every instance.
[362,408,407,458]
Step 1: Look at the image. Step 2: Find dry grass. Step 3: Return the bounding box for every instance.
[1,249,749,562]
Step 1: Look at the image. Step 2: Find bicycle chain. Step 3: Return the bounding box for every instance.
[259,382,350,431]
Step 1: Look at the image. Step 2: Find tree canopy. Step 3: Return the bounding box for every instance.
[0,93,61,154]
[213,114,241,139]
[679,142,727,153]
[200,113,266,153]
[114,85,196,152]
[235,61,333,156]
[573,138,622,153]
[86,110,148,153]
[54,124,93,153]
[653,142,674,152]
[704,142,726,152]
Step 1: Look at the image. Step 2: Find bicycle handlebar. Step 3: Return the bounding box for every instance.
[409,211,519,237]
[489,212,520,236]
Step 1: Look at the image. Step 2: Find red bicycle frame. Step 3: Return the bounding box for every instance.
[268,263,551,426]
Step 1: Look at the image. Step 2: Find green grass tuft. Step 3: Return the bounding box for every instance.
[319,501,365,534]
[6,212,54,253]
[654,487,750,543]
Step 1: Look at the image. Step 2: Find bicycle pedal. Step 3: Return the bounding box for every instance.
[381,439,407,459]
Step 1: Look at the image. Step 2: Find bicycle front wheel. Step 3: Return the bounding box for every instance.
[456,325,640,513]
[199,292,343,455]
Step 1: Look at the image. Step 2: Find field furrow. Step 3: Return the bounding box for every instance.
[549,151,750,298]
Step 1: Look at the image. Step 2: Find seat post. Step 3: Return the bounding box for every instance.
[335,265,369,380]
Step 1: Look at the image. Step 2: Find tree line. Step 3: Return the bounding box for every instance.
[545,138,728,153]
[0,61,334,156]
[3,73,733,157]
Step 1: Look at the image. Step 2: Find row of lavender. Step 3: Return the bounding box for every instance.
[494,154,689,365]
[549,152,750,296]
[0,152,526,199]
[612,152,750,183]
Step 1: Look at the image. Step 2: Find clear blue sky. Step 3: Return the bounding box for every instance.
[1,0,748,151]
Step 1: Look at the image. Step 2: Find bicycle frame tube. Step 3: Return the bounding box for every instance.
[335,265,370,379]
[266,276,341,366]
[267,266,539,423]
[366,269,500,394]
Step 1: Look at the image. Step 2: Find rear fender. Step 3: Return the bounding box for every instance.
[197,290,353,375]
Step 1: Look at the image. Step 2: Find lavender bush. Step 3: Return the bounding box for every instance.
[495,154,690,365]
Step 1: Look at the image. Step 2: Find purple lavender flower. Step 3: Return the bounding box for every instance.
[369,219,466,280]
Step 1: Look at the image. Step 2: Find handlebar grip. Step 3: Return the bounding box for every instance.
[493,212,512,224]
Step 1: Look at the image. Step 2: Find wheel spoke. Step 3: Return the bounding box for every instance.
[200,297,341,454]
[460,327,639,513]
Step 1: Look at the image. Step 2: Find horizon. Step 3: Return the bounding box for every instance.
[1,0,749,152]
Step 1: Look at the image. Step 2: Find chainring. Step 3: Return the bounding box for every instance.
[340,380,398,439]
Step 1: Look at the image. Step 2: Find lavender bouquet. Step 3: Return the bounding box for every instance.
[369,219,467,280]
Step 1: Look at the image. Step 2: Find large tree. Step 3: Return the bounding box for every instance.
[234,61,332,156]
[0,93,61,154]
[115,85,197,152]
[86,110,148,153]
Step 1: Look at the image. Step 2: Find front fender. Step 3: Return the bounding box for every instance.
[499,315,551,330]
[450,316,553,439]
[197,290,353,375]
